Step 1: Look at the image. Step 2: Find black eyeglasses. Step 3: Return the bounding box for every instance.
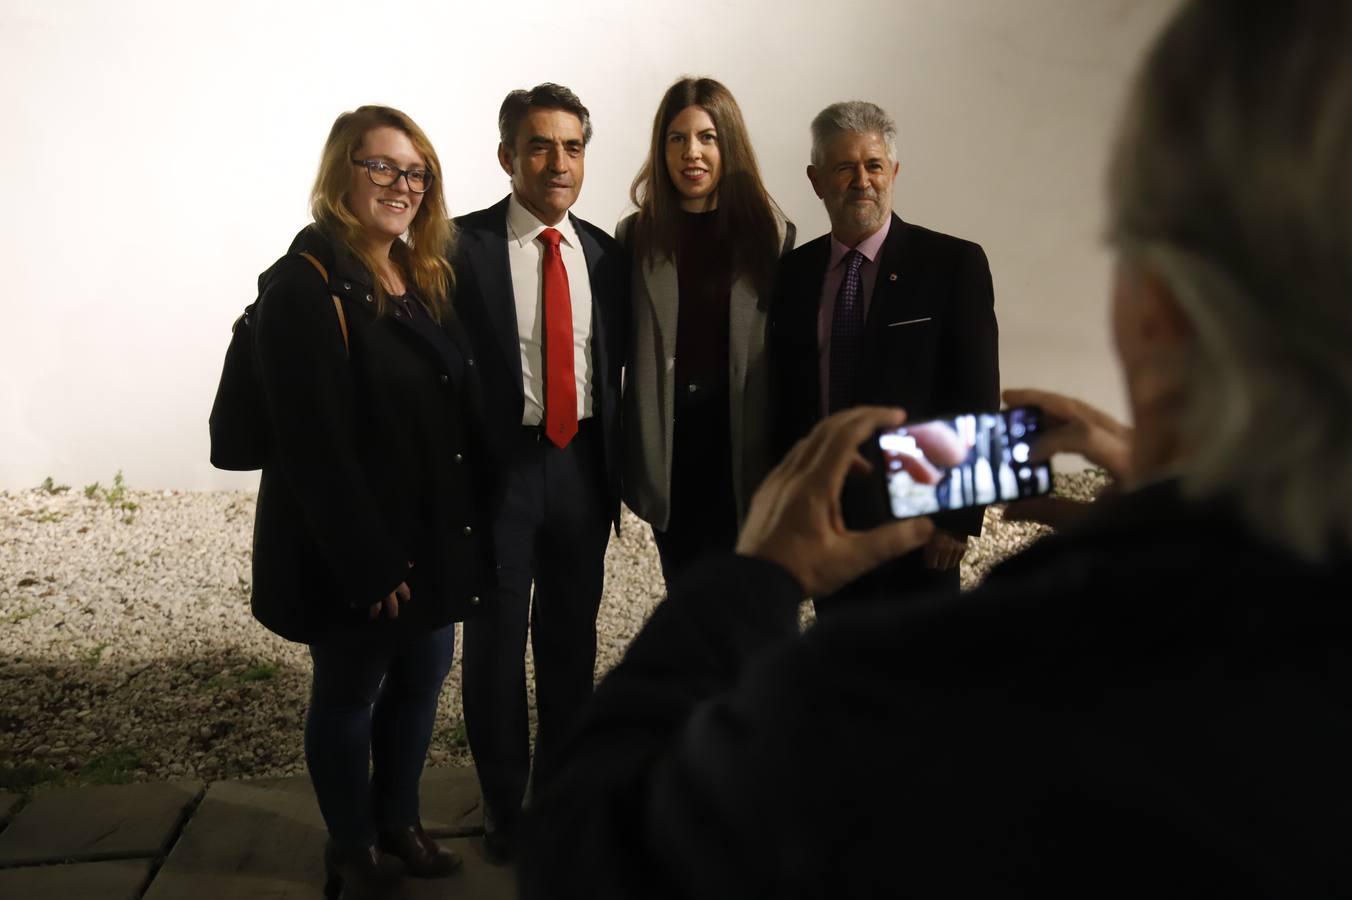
[351,158,434,193]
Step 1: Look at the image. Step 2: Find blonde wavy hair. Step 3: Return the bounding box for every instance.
[311,105,455,319]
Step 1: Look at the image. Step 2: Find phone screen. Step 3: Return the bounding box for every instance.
[877,406,1053,519]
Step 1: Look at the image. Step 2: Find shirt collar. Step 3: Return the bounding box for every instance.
[507,192,579,250]
[828,214,893,270]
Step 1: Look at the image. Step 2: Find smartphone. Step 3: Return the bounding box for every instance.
[866,406,1054,520]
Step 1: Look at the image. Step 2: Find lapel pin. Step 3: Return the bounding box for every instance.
[889,273,898,282]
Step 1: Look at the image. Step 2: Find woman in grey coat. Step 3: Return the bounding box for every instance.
[619,76,795,585]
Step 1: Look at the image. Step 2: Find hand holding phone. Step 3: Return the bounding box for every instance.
[998,389,1133,529]
[737,406,937,598]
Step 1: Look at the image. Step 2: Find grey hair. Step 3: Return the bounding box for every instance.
[1107,0,1352,559]
[810,101,897,167]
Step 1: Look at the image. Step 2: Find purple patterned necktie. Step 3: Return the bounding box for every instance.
[829,249,866,413]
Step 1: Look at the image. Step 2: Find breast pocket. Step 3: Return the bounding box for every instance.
[867,314,939,407]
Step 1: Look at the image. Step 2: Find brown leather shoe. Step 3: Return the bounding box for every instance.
[322,841,404,900]
[377,822,463,878]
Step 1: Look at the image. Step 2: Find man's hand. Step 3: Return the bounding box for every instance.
[736,407,936,598]
[922,529,968,570]
[1000,388,1134,530]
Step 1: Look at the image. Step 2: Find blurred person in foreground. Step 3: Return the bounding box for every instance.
[518,1,1352,896]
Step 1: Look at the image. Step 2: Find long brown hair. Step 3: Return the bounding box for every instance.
[311,105,455,320]
[629,77,782,293]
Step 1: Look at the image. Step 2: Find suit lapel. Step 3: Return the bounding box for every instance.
[727,275,758,394]
[470,197,522,391]
[572,214,609,380]
[862,216,931,405]
[863,214,909,335]
[643,255,679,367]
[800,237,831,417]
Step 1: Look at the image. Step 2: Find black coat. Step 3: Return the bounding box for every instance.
[522,481,1352,898]
[451,196,631,529]
[249,225,493,643]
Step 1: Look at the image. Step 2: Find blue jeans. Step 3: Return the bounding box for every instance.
[305,623,455,849]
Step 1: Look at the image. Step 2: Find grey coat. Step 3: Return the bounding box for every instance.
[618,212,795,531]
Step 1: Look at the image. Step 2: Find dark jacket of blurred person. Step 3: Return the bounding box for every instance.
[522,480,1352,898]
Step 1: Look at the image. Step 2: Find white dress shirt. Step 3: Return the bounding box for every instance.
[506,192,595,425]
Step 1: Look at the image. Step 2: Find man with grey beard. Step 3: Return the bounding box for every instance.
[769,101,999,612]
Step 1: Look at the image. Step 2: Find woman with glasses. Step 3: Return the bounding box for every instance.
[249,105,490,900]
[619,77,795,585]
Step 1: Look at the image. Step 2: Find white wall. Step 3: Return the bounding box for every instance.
[0,0,1179,490]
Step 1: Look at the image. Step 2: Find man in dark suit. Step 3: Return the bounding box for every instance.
[451,83,629,860]
[770,100,999,611]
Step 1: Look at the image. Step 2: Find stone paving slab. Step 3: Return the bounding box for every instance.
[418,766,481,837]
[0,793,21,829]
[149,834,513,900]
[142,776,324,900]
[145,771,510,900]
[0,858,152,900]
[0,781,202,867]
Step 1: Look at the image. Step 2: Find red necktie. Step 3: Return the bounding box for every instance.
[539,227,578,448]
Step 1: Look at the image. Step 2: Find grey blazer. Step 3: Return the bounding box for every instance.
[617,212,795,531]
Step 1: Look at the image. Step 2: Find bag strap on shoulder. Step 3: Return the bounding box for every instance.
[297,251,349,356]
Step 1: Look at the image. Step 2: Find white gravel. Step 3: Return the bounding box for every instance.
[0,471,1106,789]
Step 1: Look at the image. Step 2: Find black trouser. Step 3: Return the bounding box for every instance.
[461,419,611,834]
[652,376,738,588]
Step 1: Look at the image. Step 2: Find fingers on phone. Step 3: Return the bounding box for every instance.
[898,452,944,485]
[909,422,968,468]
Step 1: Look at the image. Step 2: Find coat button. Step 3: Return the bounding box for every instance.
[365,293,373,302]
[454,453,464,463]
[467,358,475,367]
[469,595,481,606]
[343,282,351,290]
[439,374,449,384]
[462,526,473,536]
[688,383,698,393]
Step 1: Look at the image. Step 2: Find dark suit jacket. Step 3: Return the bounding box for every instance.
[452,196,630,530]
[770,213,999,538]
[250,225,493,643]
[522,481,1352,898]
